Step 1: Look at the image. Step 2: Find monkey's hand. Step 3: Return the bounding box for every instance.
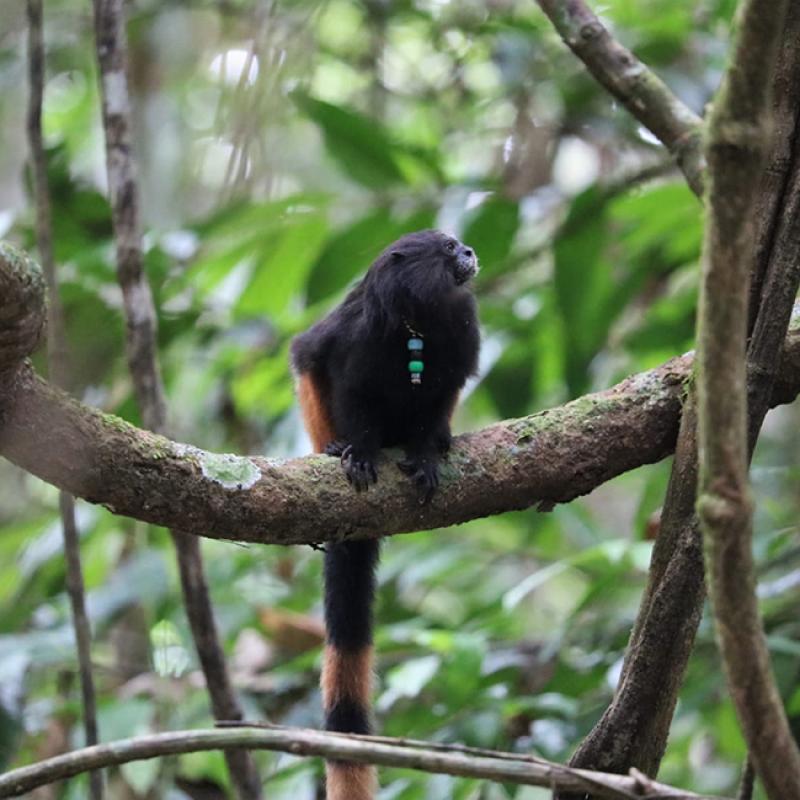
[324,440,349,457]
[340,444,379,491]
[398,456,439,504]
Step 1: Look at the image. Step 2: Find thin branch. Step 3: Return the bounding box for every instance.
[736,759,755,800]
[536,0,704,196]
[25,3,102,798]
[697,1,800,798]
[3,246,800,546]
[91,0,166,430]
[0,725,733,800]
[90,2,262,797]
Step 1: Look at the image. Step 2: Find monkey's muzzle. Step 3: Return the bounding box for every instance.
[454,246,479,285]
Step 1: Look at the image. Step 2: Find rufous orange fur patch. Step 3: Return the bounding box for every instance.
[297,373,336,453]
[321,644,374,710]
[326,762,378,800]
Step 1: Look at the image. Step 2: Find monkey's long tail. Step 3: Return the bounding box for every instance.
[322,538,380,800]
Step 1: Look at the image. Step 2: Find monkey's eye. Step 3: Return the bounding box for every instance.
[444,240,457,253]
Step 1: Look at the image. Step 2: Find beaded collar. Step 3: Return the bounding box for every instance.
[403,319,424,385]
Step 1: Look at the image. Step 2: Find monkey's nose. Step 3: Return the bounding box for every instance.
[455,247,479,283]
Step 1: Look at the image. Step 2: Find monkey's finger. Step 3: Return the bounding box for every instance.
[325,440,348,457]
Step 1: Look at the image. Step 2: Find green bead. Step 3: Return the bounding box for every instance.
[408,360,424,373]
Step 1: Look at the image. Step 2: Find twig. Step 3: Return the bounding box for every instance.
[0,725,733,800]
[696,1,800,798]
[90,2,262,797]
[536,0,704,196]
[25,3,102,798]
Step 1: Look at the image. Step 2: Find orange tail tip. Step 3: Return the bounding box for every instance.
[322,644,376,798]
[326,762,378,800]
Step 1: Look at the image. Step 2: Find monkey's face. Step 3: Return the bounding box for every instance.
[441,235,479,286]
[383,230,479,292]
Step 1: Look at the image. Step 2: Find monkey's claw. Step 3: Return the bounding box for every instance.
[341,447,378,491]
[398,458,439,503]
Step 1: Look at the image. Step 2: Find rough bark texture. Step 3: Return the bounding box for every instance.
[0,725,732,800]
[0,244,45,376]
[92,0,166,428]
[536,0,704,195]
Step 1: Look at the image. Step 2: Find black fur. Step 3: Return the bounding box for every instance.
[291,229,480,753]
[324,539,380,651]
[291,229,480,497]
[325,698,372,735]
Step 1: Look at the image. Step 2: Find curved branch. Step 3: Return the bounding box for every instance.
[536,0,704,196]
[0,725,732,800]
[2,243,800,546]
[697,0,800,797]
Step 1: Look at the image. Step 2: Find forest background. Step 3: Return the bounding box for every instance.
[1,1,797,798]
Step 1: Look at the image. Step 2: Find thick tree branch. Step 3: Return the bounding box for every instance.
[91,2,262,796]
[0,725,732,800]
[697,1,800,798]
[536,0,704,196]
[3,243,800,545]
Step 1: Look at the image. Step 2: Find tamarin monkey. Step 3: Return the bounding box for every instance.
[291,229,480,799]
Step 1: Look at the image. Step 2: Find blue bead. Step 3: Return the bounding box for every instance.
[407,337,424,351]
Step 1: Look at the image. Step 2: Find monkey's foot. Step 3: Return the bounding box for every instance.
[398,457,439,503]
[324,440,348,457]
[340,445,378,491]
[435,430,452,456]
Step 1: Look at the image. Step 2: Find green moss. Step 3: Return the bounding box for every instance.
[102,412,136,433]
[99,412,176,461]
[197,452,261,490]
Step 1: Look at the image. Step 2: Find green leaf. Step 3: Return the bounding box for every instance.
[462,195,519,277]
[378,655,441,711]
[121,758,161,795]
[293,94,408,188]
[235,208,329,318]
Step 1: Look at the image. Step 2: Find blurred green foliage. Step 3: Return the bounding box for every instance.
[0,0,797,798]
